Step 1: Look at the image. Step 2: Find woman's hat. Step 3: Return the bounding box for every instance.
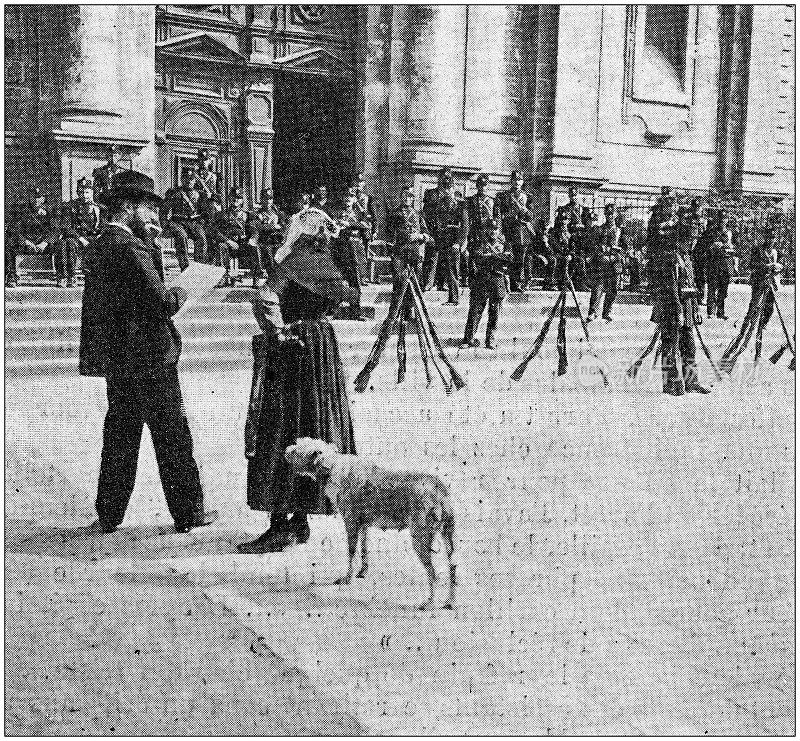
[99,170,162,207]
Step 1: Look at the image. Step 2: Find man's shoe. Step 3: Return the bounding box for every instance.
[717,314,728,320]
[86,519,118,534]
[664,387,685,396]
[485,341,497,350]
[236,528,297,554]
[603,315,613,322]
[175,510,218,534]
[687,384,711,394]
[587,313,596,322]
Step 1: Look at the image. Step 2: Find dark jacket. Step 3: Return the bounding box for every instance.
[422,187,465,246]
[79,224,185,379]
[494,189,534,246]
[61,200,102,241]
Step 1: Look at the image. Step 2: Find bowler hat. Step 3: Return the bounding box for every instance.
[99,170,162,206]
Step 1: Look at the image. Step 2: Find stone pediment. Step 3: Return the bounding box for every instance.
[272,46,353,78]
[156,31,244,64]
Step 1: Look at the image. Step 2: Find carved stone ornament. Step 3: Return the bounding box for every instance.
[294,5,328,23]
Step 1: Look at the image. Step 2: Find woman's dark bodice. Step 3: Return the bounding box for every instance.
[280,279,335,323]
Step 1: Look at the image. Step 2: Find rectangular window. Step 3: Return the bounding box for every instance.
[632,4,693,106]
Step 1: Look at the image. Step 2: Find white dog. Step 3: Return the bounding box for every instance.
[285,438,456,609]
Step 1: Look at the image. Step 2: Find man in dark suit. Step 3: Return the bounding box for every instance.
[79,170,217,534]
[421,167,466,304]
[587,203,624,322]
[161,168,208,269]
[246,187,287,287]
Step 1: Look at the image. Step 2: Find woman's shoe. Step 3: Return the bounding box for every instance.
[236,528,297,554]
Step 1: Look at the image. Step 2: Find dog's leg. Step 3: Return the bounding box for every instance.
[335,518,360,585]
[410,526,437,609]
[355,525,369,578]
[441,511,457,609]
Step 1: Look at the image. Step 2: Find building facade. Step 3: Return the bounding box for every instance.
[5,4,795,227]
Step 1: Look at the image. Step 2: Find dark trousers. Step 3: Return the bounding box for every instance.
[166,220,207,269]
[250,240,276,283]
[660,323,699,394]
[56,238,79,281]
[707,266,730,317]
[570,255,590,291]
[342,266,362,319]
[421,239,460,303]
[589,269,621,318]
[627,257,642,291]
[463,276,504,346]
[692,249,707,303]
[509,241,533,291]
[5,240,17,285]
[97,367,204,529]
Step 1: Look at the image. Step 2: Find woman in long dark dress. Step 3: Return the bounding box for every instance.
[237,229,357,553]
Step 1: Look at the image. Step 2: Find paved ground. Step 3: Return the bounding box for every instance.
[5,331,795,734]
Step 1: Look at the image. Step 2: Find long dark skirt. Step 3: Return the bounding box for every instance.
[245,320,356,514]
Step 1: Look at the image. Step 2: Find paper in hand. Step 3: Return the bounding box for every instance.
[168,262,225,320]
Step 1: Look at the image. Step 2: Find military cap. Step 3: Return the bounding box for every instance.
[29,187,43,198]
[77,177,93,190]
[603,202,616,214]
[260,187,274,201]
[229,185,244,199]
[475,173,490,185]
[660,186,674,196]
[197,148,210,159]
[485,218,500,230]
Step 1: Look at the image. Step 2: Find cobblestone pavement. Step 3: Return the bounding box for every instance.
[5,347,794,734]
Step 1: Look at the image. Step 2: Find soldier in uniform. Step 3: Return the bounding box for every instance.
[705,209,737,320]
[92,144,128,200]
[386,186,432,320]
[494,171,535,292]
[59,177,103,287]
[686,198,708,304]
[646,186,675,292]
[246,187,287,287]
[748,221,783,332]
[421,167,466,304]
[351,173,377,282]
[554,186,583,234]
[460,219,512,350]
[588,203,624,322]
[554,186,587,290]
[463,174,495,288]
[206,186,250,286]
[652,202,711,396]
[160,168,208,270]
[5,187,61,288]
[532,217,557,290]
[332,192,370,320]
[548,220,572,289]
[312,185,334,218]
[194,148,219,209]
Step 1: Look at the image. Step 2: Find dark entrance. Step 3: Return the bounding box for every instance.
[272,71,357,212]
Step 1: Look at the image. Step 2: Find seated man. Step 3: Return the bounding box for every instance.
[246,188,287,287]
[160,169,208,270]
[5,187,61,287]
[59,176,102,287]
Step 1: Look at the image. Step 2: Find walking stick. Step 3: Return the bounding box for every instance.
[408,271,466,390]
[510,289,566,381]
[354,273,409,392]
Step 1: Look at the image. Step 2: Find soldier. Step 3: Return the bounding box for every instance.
[195,148,219,208]
[59,177,102,287]
[570,206,595,291]
[548,220,572,289]
[588,203,623,322]
[460,219,512,350]
[646,186,676,292]
[5,187,61,288]
[312,185,334,218]
[92,144,128,199]
[554,186,583,235]
[463,174,495,289]
[686,198,708,304]
[705,209,737,320]
[386,186,432,320]
[652,203,710,396]
[421,167,466,304]
[332,192,370,320]
[246,187,287,287]
[532,217,557,290]
[160,168,208,270]
[205,186,249,287]
[351,173,377,281]
[748,221,783,335]
[494,171,534,292]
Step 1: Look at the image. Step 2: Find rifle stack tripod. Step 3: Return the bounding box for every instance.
[354,266,466,393]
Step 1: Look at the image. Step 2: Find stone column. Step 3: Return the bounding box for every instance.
[54,6,156,198]
[400,4,460,167]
